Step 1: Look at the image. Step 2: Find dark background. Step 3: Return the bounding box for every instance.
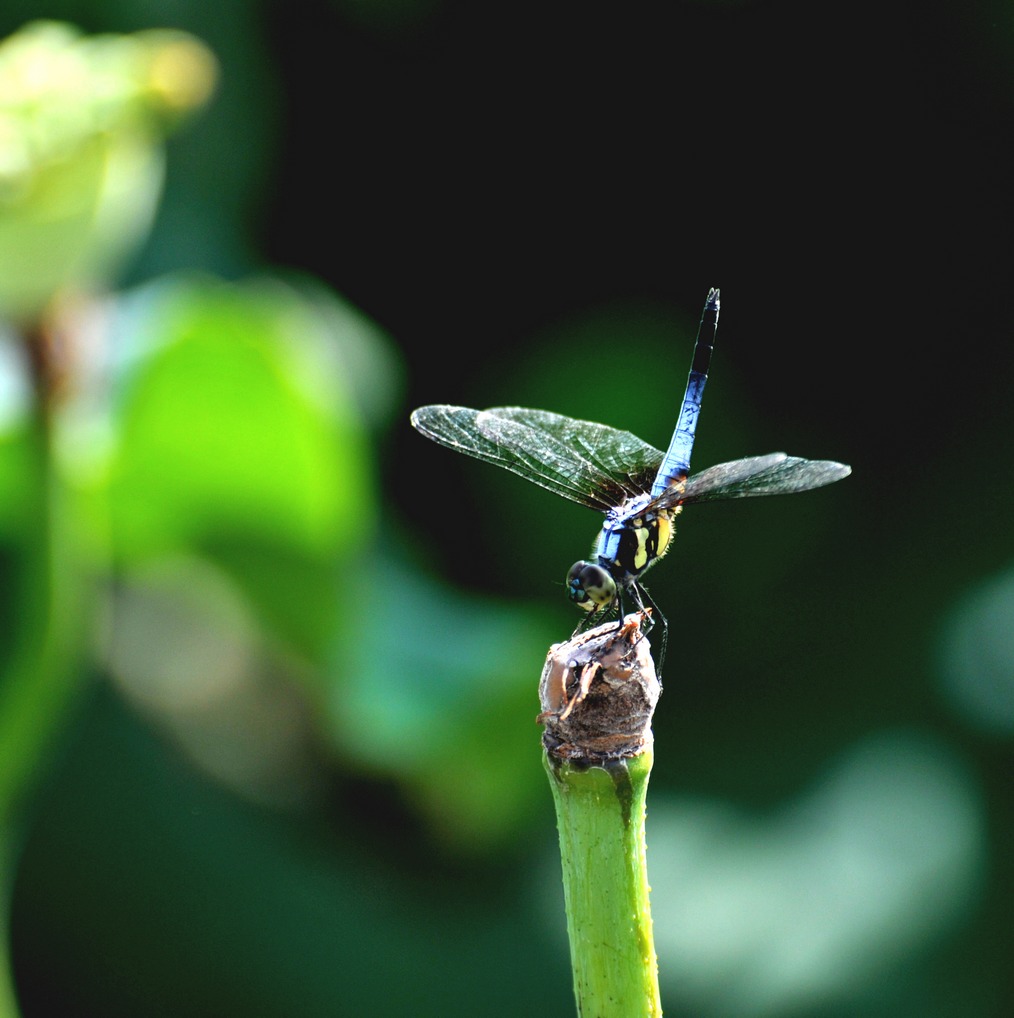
[3,0,1013,1015]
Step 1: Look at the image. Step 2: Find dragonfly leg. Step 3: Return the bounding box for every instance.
[628,582,667,682]
[571,603,613,637]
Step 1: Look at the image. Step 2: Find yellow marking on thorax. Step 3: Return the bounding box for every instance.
[656,514,674,560]
[630,509,678,573]
[632,525,652,571]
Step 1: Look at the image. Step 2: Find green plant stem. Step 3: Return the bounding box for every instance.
[0,324,95,1016]
[546,750,661,1018]
[540,614,662,1016]
[0,412,89,825]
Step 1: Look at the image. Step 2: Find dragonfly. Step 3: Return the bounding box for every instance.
[410,289,850,661]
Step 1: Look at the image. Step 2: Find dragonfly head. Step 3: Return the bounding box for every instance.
[566,560,617,613]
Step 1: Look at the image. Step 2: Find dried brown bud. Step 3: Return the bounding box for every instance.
[538,613,660,763]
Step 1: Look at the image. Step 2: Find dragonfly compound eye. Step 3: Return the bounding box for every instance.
[566,561,616,611]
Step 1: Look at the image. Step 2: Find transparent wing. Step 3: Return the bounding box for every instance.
[649,453,852,510]
[410,405,663,513]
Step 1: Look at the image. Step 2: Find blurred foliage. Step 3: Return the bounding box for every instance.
[0,3,1012,1017]
[0,15,562,1018]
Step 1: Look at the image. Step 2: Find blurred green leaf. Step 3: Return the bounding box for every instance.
[650,732,985,1017]
[97,276,377,659]
[330,551,557,850]
[105,276,371,559]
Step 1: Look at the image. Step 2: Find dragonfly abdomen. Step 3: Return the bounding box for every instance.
[649,287,719,499]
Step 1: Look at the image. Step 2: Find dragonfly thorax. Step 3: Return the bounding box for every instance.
[565,499,679,614]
